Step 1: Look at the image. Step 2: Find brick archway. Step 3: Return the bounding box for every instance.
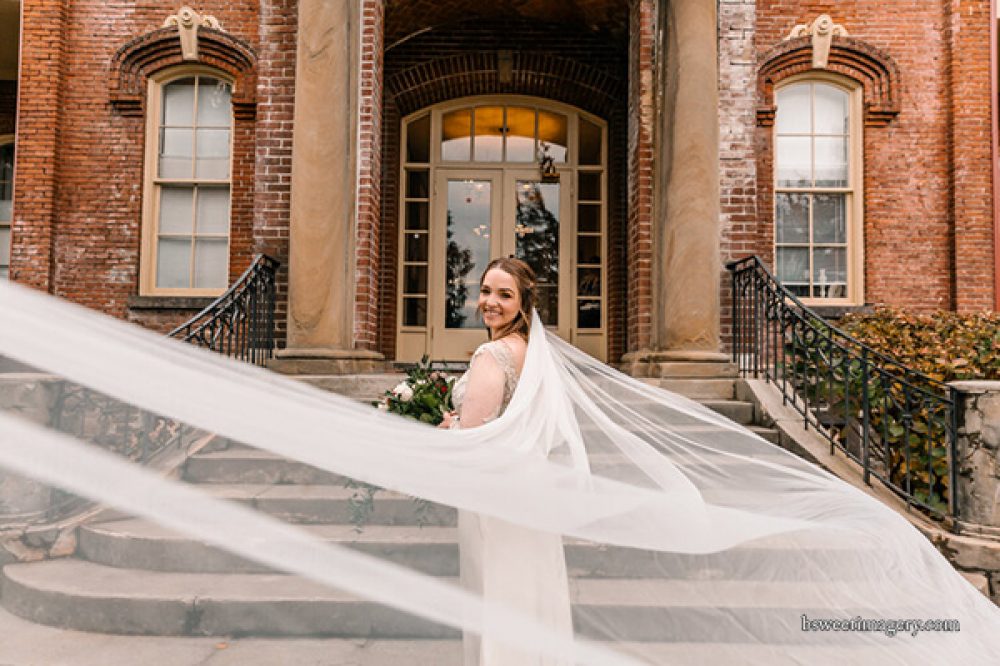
[377,17,629,361]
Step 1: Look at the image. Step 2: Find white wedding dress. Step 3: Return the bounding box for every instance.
[451,339,573,666]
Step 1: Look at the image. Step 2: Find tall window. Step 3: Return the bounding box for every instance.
[141,72,233,294]
[0,139,12,279]
[774,79,862,303]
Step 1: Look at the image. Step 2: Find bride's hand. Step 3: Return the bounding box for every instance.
[438,411,457,429]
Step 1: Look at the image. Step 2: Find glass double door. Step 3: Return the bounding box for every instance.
[429,169,570,360]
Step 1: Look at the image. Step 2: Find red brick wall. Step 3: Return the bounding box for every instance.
[254,0,298,346]
[354,0,384,352]
[756,1,995,312]
[627,0,654,353]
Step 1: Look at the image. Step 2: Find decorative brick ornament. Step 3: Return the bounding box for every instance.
[162,6,222,62]
[786,14,848,69]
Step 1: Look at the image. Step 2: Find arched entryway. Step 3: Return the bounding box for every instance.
[395,96,609,362]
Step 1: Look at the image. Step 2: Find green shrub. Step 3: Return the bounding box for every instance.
[838,309,1000,382]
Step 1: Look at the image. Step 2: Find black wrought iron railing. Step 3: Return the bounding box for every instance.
[169,254,279,366]
[727,255,959,522]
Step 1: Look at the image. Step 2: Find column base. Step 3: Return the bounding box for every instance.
[268,348,390,375]
[620,349,735,378]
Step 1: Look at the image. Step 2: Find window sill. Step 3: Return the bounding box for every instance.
[805,304,875,321]
[127,295,215,311]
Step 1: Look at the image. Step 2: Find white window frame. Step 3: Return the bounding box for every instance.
[139,66,234,296]
[773,73,865,306]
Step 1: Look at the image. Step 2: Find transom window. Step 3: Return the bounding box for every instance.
[439,104,570,164]
[0,138,12,280]
[774,79,862,303]
[141,71,233,295]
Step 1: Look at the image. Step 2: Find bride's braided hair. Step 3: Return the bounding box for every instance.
[478,257,536,342]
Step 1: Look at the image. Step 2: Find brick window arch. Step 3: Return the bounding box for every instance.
[757,36,900,306]
[109,25,257,297]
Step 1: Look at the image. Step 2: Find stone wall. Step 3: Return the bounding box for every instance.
[952,381,1000,528]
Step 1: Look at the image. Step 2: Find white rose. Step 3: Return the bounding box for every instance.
[392,381,409,396]
[376,401,388,411]
[399,385,414,401]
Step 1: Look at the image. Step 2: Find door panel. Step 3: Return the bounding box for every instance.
[430,171,500,360]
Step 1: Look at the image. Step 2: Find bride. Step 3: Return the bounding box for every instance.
[439,257,573,666]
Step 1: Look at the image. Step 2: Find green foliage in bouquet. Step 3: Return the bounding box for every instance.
[374,355,455,425]
[345,357,455,531]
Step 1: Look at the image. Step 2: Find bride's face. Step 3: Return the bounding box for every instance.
[479,268,521,333]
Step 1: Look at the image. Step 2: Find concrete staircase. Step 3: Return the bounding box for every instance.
[0,370,839,664]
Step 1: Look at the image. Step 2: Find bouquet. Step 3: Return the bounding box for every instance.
[349,357,455,530]
[374,355,455,425]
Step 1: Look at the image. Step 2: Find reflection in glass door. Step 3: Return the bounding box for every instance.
[513,179,561,327]
[431,171,500,360]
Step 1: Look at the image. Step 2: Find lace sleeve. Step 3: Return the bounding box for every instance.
[455,345,507,429]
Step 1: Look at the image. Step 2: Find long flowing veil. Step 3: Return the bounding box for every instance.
[1,278,1000,664]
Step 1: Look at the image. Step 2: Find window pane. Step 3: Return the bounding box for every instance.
[193,238,228,288]
[813,247,847,283]
[405,232,428,262]
[0,143,13,211]
[535,285,558,326]
[159,128,193,178]
[814,84,848,135]
[196,187,230,234]
[514,181,560,326]
[195,128,231,179]
[578,117,602,165]
[403,265,427,294]
[578,203,600,232]
[406,170,429,199]
[776,247,809,283]
[577,299,601,329]
[0,227,10,269]
[775,193,809,244]
[577,235,601,264]
[163,78,195,126]
[578,267,601,297]
[813,194,847,244]
[403,297,427,326]
[406,114,431,163]
[405,201,428,231]
[814,137,848,187]
[776,136,811,187]
[159,187,194,235]
[156,237,191,288]
[195,78,232,127]
[776,84,811,134]
[446,179,492,329]
[506,107,536,162]
[473,107,503,162]
[441,109,471,161]
[578,173,601,201]
[538,111,567,163]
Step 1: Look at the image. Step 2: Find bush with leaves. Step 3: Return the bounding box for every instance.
[838,309,1000,382]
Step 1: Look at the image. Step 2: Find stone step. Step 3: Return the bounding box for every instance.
[183,444,790,486]
[701,400,754,425]
[643,378,735,400]
[0,606,890,666]
[1,558,886,640]
[77,519,867,579]
[198,484,456,526]
[294,374,406,403]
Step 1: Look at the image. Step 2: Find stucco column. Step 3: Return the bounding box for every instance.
[272,0,384,374]
[656,0,724,360]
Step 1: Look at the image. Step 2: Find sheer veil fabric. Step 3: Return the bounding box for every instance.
[2,280,1000,663]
